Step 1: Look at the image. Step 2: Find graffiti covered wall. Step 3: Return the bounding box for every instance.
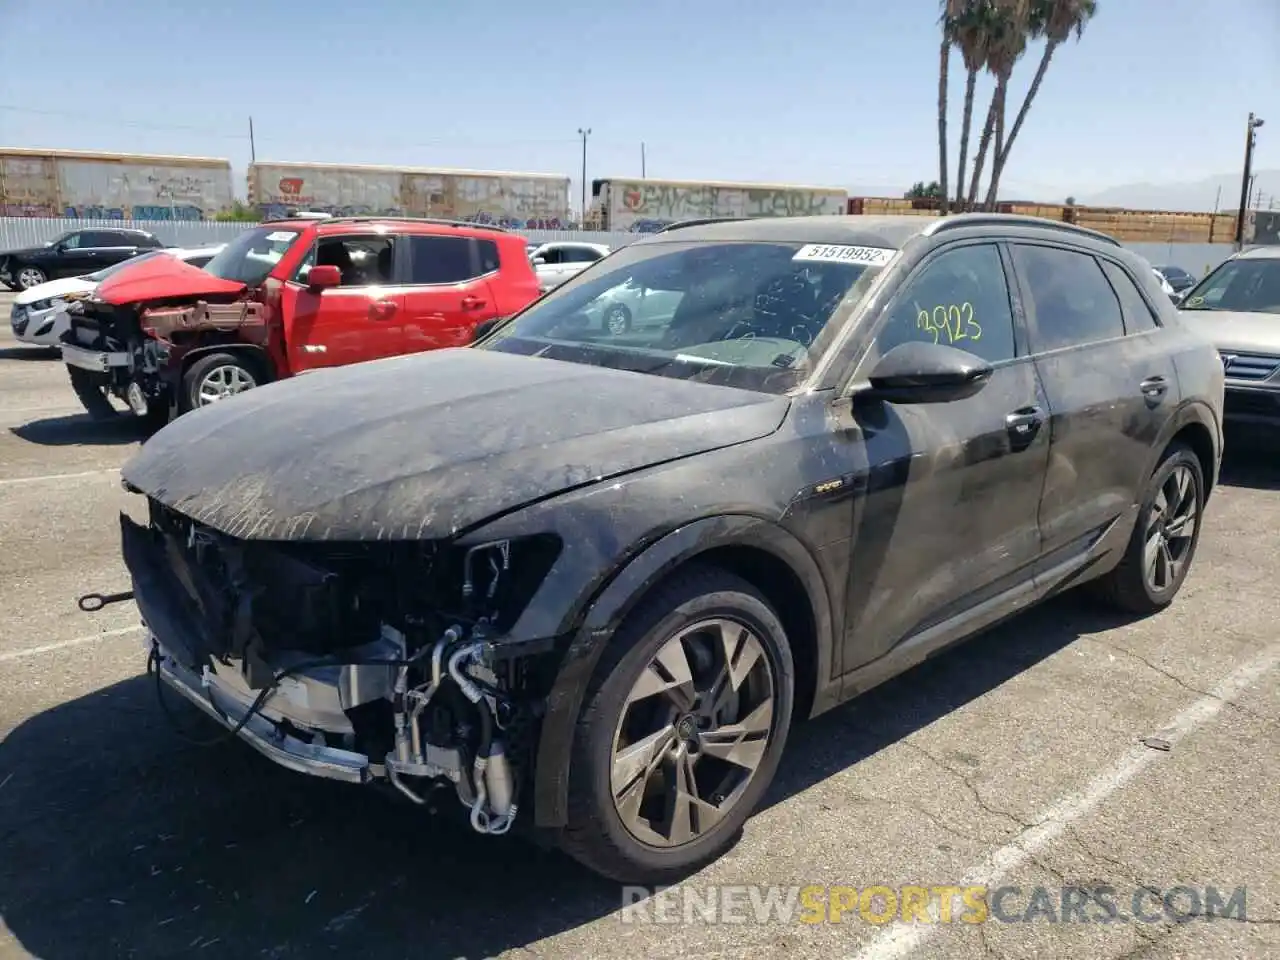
[249,164,572,228]
[604,180,848,232]
[0,153,233,220]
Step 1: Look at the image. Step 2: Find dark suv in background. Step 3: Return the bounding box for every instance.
[0,228,164,290]
[118,213,1224,883]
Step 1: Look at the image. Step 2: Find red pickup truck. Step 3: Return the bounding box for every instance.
[60,216,541,423]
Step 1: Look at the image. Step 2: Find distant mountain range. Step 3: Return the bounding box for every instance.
[854,170,1280,214]
[1060,170,1278,213]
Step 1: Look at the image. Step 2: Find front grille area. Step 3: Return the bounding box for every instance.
[1224,390,1280,420]
[1221,352,1280,382]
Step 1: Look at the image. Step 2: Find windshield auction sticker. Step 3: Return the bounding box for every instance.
[793,244,897,266]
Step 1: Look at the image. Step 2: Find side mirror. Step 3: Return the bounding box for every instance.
[307,264,341,290]
[856,341,993,404]
[1170,290,1187,305]
[531,257,547,267]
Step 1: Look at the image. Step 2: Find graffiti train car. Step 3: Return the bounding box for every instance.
[0,147,234,220]
[247,161,572,229]
[590,176,849,233]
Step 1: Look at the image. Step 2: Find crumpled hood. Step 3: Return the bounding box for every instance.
[96,254,245,305]
[14,276,97,305]
[121,348,789,541]
[1178,310,1280,355]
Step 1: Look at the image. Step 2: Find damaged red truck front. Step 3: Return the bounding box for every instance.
[59,218,538,423]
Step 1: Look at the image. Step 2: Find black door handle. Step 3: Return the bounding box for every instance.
[1005,405,1043,449]
[1140,376,1168,406]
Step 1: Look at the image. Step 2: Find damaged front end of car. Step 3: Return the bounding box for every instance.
[118,495,564,837]
[61,296,267,419]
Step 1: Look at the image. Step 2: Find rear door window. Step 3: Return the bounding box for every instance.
[405,236,477,284]
[1012,245,1125,352]
[478,239,500,275]
[1100,261,1160,334]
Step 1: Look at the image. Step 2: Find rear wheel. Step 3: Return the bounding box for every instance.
[559,565,794,883]
[1093,442,1204,614]
[603,303,632,335]
[182,352,261,412]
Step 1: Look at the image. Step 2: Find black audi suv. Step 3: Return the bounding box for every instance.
[114,213,1225,883]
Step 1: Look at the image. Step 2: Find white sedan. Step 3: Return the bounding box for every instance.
[9,244,223,347]
[529,241,610,292]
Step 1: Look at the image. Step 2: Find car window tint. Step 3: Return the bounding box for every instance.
[536,247,562,265]
[565,247,603,263]
[1013,245,1125,351]
[80,231,117,247]
[60,232,83,249]
[478,239,500,274]
[1181,258,1280,314]
[1101,261,1159,333]
[878,243,1017,363]
[406,236,476,284]
[295,236,395,287]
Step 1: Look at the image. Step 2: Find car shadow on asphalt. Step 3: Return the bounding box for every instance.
[0,595,1133,960]
[0,346,61,361]
[11,413,152,447]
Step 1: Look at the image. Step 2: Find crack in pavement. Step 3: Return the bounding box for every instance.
[1088,637,1278,727]
[903,741,1030,834]
[844,793,993,847]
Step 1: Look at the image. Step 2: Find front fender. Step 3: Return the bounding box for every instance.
[524,513,835,829]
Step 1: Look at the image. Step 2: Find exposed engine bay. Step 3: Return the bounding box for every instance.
[117,496,562,837]
[62,296,267,416]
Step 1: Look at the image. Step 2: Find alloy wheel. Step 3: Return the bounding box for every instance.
[17,267,46,289]
[610,617,776,848]
[1144,463,1198,592]
[196,364,256,405]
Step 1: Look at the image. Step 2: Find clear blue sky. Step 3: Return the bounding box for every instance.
[0,0,1276,203]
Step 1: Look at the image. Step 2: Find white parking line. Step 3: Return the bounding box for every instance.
[849,639,1280,960]
[0,624,142,663]
[0,468,119,487]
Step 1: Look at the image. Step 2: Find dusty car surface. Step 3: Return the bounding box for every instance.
[1175,245,1280,432]
[116,213,1224,883]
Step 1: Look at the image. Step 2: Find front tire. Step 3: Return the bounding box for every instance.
[66,365,119,420]
[182,352,261,412]
[1093,442,1204,614]
[559,565,795,883]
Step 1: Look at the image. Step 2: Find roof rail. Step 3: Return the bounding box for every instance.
[926,213,1122,247]
[271,215,510,232]
[656,217,746,233]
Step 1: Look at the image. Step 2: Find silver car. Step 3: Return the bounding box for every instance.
[1176,246,1280,430]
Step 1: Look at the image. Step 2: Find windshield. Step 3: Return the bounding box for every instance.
[1182,257,1280,314]
[201,226,302,286]
[478,239,893,393]
[85,251,165,282]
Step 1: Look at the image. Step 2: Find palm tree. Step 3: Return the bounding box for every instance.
[948,0,992,211]
[965,0,1031,210]
[982,0,1098,208]
[937,8,953,215]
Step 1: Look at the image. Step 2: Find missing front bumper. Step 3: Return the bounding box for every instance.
[153,646,374,784]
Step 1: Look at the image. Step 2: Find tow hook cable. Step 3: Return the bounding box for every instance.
[77,590,135,612]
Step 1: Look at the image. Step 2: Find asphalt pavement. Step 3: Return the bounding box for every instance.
[0,289,1277,960]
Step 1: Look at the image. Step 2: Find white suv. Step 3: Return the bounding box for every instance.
[529,241,610,292]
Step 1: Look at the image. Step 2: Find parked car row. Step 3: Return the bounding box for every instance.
[45,211,1242,886]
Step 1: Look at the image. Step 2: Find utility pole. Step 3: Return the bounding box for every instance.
[641,141,646,178]
[1234,112,1264,246]
[577,127,591,223]
[248,116,257,163]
